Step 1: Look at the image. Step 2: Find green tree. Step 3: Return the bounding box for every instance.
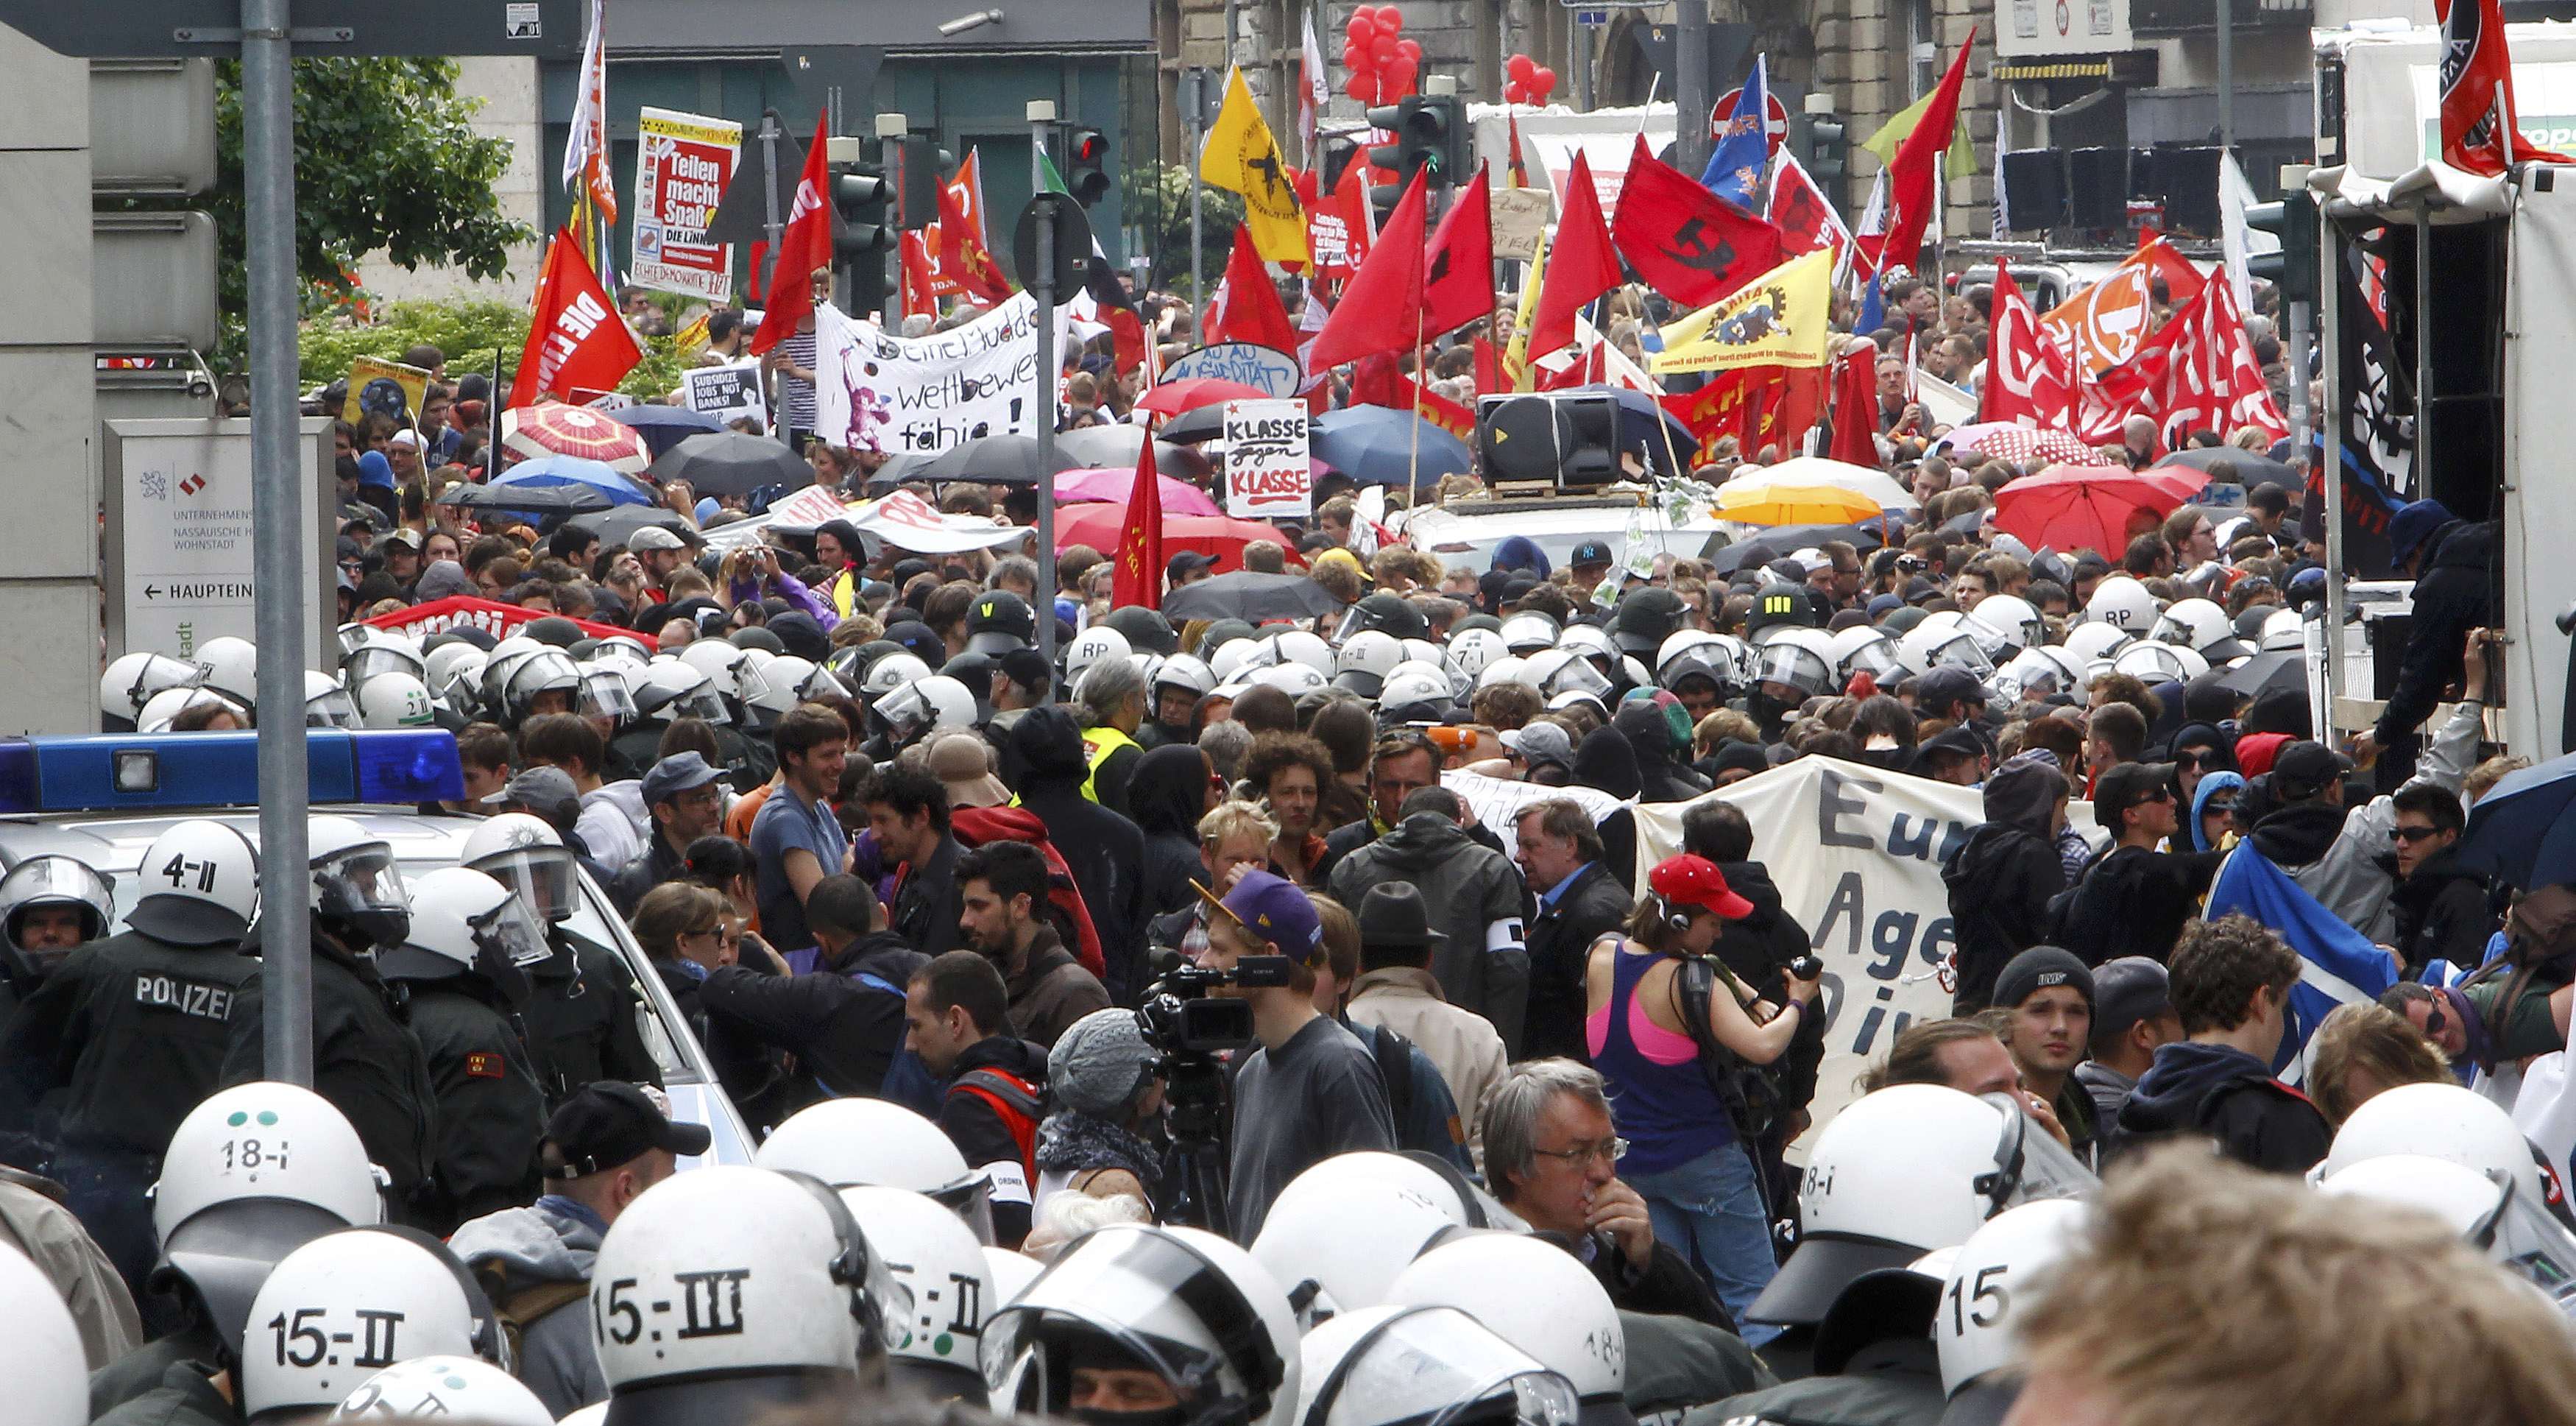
[1120,163,1244,298]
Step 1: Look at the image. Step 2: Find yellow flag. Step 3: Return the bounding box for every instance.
[1198,67,1309,264]
[1861,90,1978,179]
[1504,227,1546,392]
[1650,248,1836,375]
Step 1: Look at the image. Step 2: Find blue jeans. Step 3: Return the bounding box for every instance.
[1621,1140,1780,1346]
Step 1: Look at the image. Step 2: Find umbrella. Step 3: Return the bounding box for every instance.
[1053,467,1222,516]
[1158,404,1229,445]
[1708,523,1883,575]
[2158,445,2299,487]
[436,481,612,521]
[649,431,813,498]
[1716,481,1885,526]
[612,403,725,459]
[1561,384,1700,475]
[1161,570,1343,622]
[1311,407,1473,487]
[1992,465,2198,555]
[1939,422,2101,467]
[1052,505,1294,567]
[2216,649,2305,699]
[2459,750,2576,890]
[490,454,655,508]
[1137,378,1273,418]
[1727,456,1919,513]
[1058,424,1217,479]
[917,434,1081,484]
[502,402,654,473]
[570,505,705,548]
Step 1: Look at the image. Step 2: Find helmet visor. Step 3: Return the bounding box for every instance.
[578,669,639,724]
[312,841,407,920]
[305,685,361,730]
[1844,639,1905,683]
[469,845,580,924]
[1976,1093,2101,1217]
[2485,1174,2576,1318]
[344,646,423,685]
[986,1229,1273,1419]
[1755,645,1832,696]
[1307,1307,1581,1426]
[0,858,111,945]
[672,685,732,725]
[473,892,557,969]
[1542,654,1611,699]
[1929,632,1996,677]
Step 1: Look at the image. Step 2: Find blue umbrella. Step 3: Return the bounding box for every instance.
[1562,384,1700,475]
[2458,752,2576,891]
[491,454,655,508]
[1311,407,1473,488]
[612,403,723,459]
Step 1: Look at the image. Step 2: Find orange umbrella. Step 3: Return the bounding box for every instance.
[1052,504,1295,573]
[1135,377,1273,418]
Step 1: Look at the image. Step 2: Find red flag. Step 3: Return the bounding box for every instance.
[2150,274,2289,446]
[1766,150,1853,262]
[1472,336,1502,394]
[1982,266,2076,428]
[1661,372,1758,462]
[1827,345,1883,466]
[1313,157,1376,283]
[1309,170,1429,372]
[1613,135,1786,307]
[1205,225,1301,353]
[900,231,940,319]
[1111,430,1164,610]
[509,228,643,409]
[1360,370,1476,442]
[936,149,1015,303]
[750,112,833,355]
[1422,166,1496,337]
[2437,0,2569,173]
[1529,151,1620,361]
[1873,28,1975,280]
[1348,351,1406,409]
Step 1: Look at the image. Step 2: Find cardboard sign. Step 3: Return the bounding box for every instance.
[683,362,765,428]
[1222,399,1311,520]
[1167,342,1305,399]
[812,294,1072,455]
[342,358,431,426]
[630,107,742,301]
[1488,186,1555,261]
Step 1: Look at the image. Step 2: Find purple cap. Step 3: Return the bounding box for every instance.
[1205,869,1323,964]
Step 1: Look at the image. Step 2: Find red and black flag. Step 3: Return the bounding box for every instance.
[1612,133,1786,308]
[2436,0,2567,174]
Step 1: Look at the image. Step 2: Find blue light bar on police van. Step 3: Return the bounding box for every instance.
[0,730,465,815]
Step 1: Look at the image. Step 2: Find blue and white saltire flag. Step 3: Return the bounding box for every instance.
[2204,845,2402,1086]
[1701,56,1771,215]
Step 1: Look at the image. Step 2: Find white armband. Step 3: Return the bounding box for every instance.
[1485,917,1526,954]
[980,1159,1033,1206]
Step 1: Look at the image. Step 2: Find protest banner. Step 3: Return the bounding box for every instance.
[811,295,1072,456]
[1222,400,1312,520]
[631,107,742,301]
[1442,770,1624,828]
[1633,757,2103,1148]
[1167,342,1305,398]
[364,596,631,645]
[846,490,1032,554]
[683,362,765,428]
[343,358,431,426]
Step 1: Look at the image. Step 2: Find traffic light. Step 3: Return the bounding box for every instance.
[829,159,893,316]
[896,134,955,230]
[1365,93,1469,197]
[1064,126,1112,205]
[2245,192,2321,308]
[1802,108,1849,207]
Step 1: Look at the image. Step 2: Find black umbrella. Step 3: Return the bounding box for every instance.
[1708,523,1883,575]
[649,431,812,498]
[436,481,611,521]
[2156,445,2299,487]
[1158,404,1228,445]
[860,451,958,493]
[2459,752,2576,890]
[570,505,704,548]
[612,403,724,458]
[1161,571,1342,623]
[917,434,1080,484]
[2217,648,2305,697]
[1056,424,1216,480]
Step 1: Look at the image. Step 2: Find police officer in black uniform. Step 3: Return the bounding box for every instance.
[0,853,116,1170]
[0,820,258,1305]
[221,816,442,1231]
[462,811,662,1109]
[379,866,549,1228]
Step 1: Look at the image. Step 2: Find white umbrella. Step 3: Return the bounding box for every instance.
[1727,456,1919,512]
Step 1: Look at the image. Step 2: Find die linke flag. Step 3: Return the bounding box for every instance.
[1613,133,1786,308]
[510,227,643,408]
[1981,264,2076,428]
[2436,0,2569,173]
[1112,432,1164,610]
[936,148,1014,303]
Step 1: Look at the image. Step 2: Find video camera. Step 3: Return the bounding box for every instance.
[1134,951,1293,1056]
[1132,948,1297,1238]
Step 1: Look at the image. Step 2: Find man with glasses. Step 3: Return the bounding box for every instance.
[2387,784,2496,978]
[2057,762,2224,964]
[1480,1059,1730,1326]
[607,753,729,915]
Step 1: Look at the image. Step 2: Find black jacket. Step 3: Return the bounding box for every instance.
[891,832,966,961]
[1,930,255,1162]
[397,980,546,1229]
[518,928,662,1112]
[653,959,783,1126]
[1130,745,1215,922]
[1312,813,1521,890]
[2115,1040,2331,1175]
[1944,825,2064,1013]
[1614,703,1713,804]
[1007,709,1147,1002]
[1711,859,1828,1117]
[936,1034,1050,1247]
[1524,861,1632,1064]
[2389,847,2497,978]
[2056,844,2223,966]
[2377,518,2501,746]
[605,831,691,917]
[222,934,441,1225]
[1585,1232,1733,1331]
[700,931,929,1104]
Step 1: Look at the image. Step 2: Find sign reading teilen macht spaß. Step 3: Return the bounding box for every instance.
[631,107,742,301]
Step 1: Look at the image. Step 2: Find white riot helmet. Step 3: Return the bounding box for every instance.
[1398,637,1448,671]
[983,1224,1301,1426]
[141,685,247,733]
[197,635,261,707]
[341,629,428,689]
[378,866,550,1006]
[1753,627,1840,699]
[1934,1199,2090,1407]
[460,812,579,925]
[427,649,489,721]
[1377,668,1454,717]
[985,1247,1044,1307]
[304,670,361,729]
[578,666,643,732]
[1253,662,1331,698]
[152,1081,386,1358]
[307,814,413,951]
[331,1357,553,1426]
[1475,655,1535,693]
[2084,576,2157,633]
[1333,631,1404,697]
[130,818,260,945]
[1448,628,1507,680]
[860,652,935,700]
[2112,640,2205,683]
[1826,626,1905,686]
[1499,613,1560,655]
[872,674,977,747]
[1897,613,1996,678]
[503,649,584,724]
[1523,649,1610,702]
[0,1242,85,1426]
[2059,621,2133,666]
[0,855,114,960]
[353,670,435,729]
[742,654,820,730]
[1295,1305,1578,1426]
[242,1226,503,1420]
[678,639,751,700]
[839,1185,999,1401]
[1747,1085,2098,1329]
[1210,635,1271,685]
[1991,647,2070,705]
[1065,626,1133,684]
[2314,1081,2558,1215]
[101,650,208,723]
[758,1098,997,1243]
[2318,1154,2576,1315]
[1156,653,1218,702]
[2260,607,2307,652]
[2148,596,2248,660]
[1384,1233,1628,1425]
[1273,630,1334,676]
[423,641,486,696]
[593,1166,902,1423]
[1656,629,1723,680]
[1253,1178,1467,1329]
[1270,1151,1493,1233]
[634,660,732,725]
[1961,595,2043,657]
[1557,624,1616,667]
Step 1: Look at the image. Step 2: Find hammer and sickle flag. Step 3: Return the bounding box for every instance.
[1200,67,1309,264]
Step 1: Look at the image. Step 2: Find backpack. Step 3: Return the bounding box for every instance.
[951,1067,1044,1190]
[1666,953,1785,1146]
[474,1271,590,1370]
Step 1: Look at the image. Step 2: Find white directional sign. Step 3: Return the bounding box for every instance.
[103,419,332,667]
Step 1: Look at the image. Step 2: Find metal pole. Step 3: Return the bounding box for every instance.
[879,112,909,329]
[241,0,311,1090]
[2287,297,2314,456]
[760,112,789,445]
[2216,0,2234,153]
[2321,213,2348,714]
[1574,27,1592,110]
[1674,0,1711,180]
[1030,101,1061,686]
[2415,208,2432,504]
[1187,74,1206,305]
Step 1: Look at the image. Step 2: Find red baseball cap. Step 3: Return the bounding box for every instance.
[1648,854,1755,921]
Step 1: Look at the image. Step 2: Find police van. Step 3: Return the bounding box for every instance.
[0,727,754,1166]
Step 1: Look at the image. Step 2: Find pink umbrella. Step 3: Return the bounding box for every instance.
[500,402,654,474]
[1940,421,2101,467]
[1052,467,1221,515]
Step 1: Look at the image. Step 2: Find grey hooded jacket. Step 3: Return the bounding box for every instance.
[449,1199,605,1416]
[1329,812,1532,1053]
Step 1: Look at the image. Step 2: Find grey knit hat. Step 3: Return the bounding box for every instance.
[1047,1007,1158,1118]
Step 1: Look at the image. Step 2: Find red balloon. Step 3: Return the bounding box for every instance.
[1345,13,1374,43]
[1397,38,1422,60]
[1504,81,1526,103]
[1342,43,1370,71]
[1384,56,1415,87]
[1507,52,1536,82]
[1344,70,1373,101]
[1533,66,1557,96]
[1376,9,1404,35]
[1368,33,1398,63]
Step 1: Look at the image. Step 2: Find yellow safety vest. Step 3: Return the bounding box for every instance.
[1080,724,1140,804]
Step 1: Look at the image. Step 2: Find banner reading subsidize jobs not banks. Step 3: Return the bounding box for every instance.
[811,295,1066,456]
[629,107,741,302]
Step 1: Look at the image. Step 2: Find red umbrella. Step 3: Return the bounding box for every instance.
[1135,378,1273,418]
[1052,467,1222,515]
[1941,421,2102,467]
[1053,504,1295,572]
[1994,465,2209,555]
[501,402,654,474]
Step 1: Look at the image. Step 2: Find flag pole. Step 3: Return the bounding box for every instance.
[1409,303,1426,493]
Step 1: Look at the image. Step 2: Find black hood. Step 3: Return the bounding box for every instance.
[1980,755,2063,837]
[2166,721,2235,773]
[1004,705,1091,788]
[2248,799,2346,869]
[1716,859,1786,919]
[829,928,920,976]
[1129,744,1212,841]
[1571,727,1643,800]
[2121,1041,2277,1137]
